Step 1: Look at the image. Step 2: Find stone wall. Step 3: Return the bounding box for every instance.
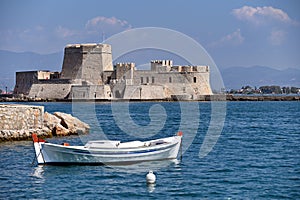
[115,63,135,80]
[0,104,47,141]
[131,70,212,97]
[71,85,112,100]
[123,85,165,100]
[60,45,83,80]
[14,71,63,96]
[0,104,90,142]
[14,71,38,95]
[28,83,71,99]
[0,104,44,130]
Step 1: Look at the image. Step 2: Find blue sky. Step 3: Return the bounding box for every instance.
[0,0,300,70]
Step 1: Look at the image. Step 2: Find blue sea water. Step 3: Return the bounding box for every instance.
[0,101,299,199]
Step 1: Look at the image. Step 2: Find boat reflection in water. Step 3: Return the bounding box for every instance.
[31,166,45,184]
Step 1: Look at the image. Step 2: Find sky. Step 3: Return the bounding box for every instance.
[0,0,300,70]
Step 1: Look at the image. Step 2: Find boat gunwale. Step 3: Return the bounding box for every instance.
[42,139,179,155]
[42,136,181,152]
[42,144,178,159]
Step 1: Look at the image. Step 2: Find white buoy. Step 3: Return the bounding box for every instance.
[146,171,156,184]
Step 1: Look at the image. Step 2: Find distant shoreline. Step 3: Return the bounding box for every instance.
[0,94,299,102]
[225,94,299,101]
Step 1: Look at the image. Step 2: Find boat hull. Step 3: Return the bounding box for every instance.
[33,136,182,165]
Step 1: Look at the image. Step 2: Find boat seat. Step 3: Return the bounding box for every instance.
[117,141,145,148]
[150,140,167,146]
[85,140,120,148]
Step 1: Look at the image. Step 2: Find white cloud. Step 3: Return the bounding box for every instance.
[210,29,244,47]
[268,30,286,45]
[222,29,245,45]
[85,16,132,36]
[54,16,132,40]
[232,6,298,26]
[86,16,131,29]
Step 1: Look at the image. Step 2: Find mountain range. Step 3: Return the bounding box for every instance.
[220,66,300,89]
[0,50,299,91]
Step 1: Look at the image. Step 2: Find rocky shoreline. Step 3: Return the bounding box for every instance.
[0,104,90,142]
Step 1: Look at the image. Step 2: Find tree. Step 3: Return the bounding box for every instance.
[282,87,290,94]
[291,87,300,94]
[259,85,281,94]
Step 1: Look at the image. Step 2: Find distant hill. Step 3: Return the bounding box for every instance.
[220,66,300,90]
[0,50,63,90]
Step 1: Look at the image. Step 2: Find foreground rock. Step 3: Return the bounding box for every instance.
[44,112,90,136]
[0,104,90,142]
[53,112,89,135]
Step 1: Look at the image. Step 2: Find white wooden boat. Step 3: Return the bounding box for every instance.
[32,132,182,165]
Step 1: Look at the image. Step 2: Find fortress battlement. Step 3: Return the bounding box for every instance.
[171,65,209,73]
[151,60,173,66]
[65,43,112,54]
[115,62,135,67]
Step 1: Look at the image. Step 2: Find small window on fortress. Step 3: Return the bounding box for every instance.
[152,77,155,83]
[194,77,197,83]
[169,77,172,83]
[146,77,149,83]
[141,77,143,84]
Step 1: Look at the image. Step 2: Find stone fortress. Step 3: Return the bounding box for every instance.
[14,43,212,100]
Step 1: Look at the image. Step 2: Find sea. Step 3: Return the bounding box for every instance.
[0,101,299,199]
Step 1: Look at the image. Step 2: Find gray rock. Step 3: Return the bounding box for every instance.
[53,123,70,136]
[43,112,61,130]
[53,112,90,135]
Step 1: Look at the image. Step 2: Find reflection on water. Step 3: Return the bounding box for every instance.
[31,166,45,183]
[147,183,156,193]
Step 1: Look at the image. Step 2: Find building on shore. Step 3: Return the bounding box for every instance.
[14,43,212,100]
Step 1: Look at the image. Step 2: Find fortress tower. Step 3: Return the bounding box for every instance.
[60,43,113,85]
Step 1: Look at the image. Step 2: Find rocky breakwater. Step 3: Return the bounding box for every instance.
[0,104,90,142]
